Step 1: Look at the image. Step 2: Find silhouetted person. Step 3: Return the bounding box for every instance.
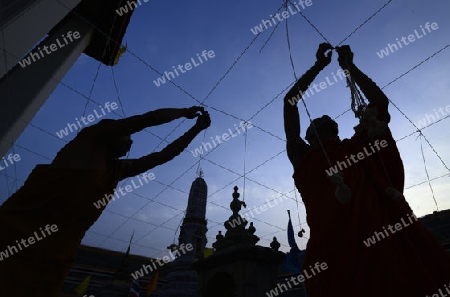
[283,43,450,297]
[0,106,210,296]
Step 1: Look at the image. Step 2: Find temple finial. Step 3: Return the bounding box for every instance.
[232,186,239,199]
[196,166,204,178]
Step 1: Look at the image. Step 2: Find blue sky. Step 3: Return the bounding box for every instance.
[1,0,450,259]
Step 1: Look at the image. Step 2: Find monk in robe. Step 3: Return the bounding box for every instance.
[283,43,450,297]
[0,106,211,296]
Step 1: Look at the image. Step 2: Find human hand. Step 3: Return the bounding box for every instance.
[185,106,204,119]
[195,110,211,130]
[316,43,333,67]
[335,45,354,69]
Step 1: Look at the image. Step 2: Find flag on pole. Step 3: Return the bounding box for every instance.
[113,44,127,65]
[115,231,134,280]
[123,230,134,263]
[281,210,303,274]
[74,275,91,296]
[146,270,159,296]
[287,210,299,251]
[129,278,140,297]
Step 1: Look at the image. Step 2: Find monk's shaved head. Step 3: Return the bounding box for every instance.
[305,115,338,145]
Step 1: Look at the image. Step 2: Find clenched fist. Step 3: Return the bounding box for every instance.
[195,110,211,130]
[185,106,205,119]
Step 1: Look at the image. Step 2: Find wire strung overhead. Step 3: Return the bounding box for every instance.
[41,0,450,245]
[3,39,447,255]
[2,0,448,258]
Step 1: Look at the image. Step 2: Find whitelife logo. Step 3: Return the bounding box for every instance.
[265,262,328,296]
[93,171,155,209]
[376,22,439,58]
[18,31,81,68]
[426,282,450,297]
[55,102,118,139]
[115,0,149,16]
[288,69,349,105]
[190,121,252,157]
[130,243,193,279]
[363,213,418,247]
[250,0,313,35]
[153,50,215,87]
[0,153,21,172]
[0,224,58,261]
[415,105,450,129]
[227,196,289,228]
[325,140,388,176]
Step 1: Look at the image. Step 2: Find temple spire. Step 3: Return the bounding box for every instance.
[213,186,259,251]
[157,175,208,297]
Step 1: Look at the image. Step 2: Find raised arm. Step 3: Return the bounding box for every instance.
[284,43,332,167]
[336,46,389,107]
[88,106,204,139]
[119,110,211,179]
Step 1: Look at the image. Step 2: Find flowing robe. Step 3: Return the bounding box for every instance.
[0,161,123,296]
[293,103,450,297]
